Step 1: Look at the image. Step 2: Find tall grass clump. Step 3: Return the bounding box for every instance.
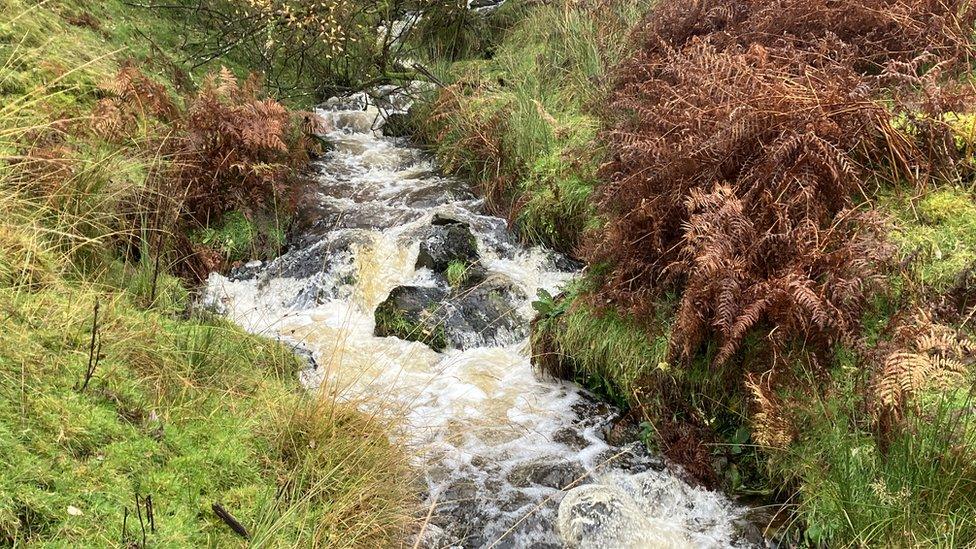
[419,0,646,253]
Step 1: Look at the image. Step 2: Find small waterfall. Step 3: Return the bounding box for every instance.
[202,89,752,548]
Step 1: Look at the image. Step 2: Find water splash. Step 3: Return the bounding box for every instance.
[202,89,751,547]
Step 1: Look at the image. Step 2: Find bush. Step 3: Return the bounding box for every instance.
[526,0,976,542]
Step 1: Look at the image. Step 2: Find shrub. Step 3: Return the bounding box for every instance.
[174,69,303,221]
[85,65,309,275]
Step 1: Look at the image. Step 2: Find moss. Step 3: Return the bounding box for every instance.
[881,187,976,291]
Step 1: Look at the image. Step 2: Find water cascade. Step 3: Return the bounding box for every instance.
[203,90,753,548]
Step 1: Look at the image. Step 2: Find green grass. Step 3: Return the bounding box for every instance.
[533,288,669,405]
[445,259,468,289]
[191,210,286,265]
[0,0,415,545]
[0,282,413,546]
[767,363,976,546]
[418,0,645,253]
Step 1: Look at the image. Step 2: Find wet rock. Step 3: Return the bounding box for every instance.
[375,279,526,351]
[416,220,479,273]
[442,282,528,348]
[553,427,590,451]
[507,459,588,490]
[432,212,464,226]
[558,483,691,549]
[593,447,665,474]
[470,0,505,10]
[318,92,368,111]
[404,184,477,209]
[382,111,414,138]
[733,516,766,547]
[603,417,642,447]
[550,251,585,273]
[374,285,449,351]
[274,232,367,279]
[227,260,264,281]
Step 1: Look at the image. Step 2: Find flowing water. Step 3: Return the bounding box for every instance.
[203,91,753,548]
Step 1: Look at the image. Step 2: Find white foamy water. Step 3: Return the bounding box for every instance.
[202,91,751,548]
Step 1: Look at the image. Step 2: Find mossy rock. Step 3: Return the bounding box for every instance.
[374,286,449,351]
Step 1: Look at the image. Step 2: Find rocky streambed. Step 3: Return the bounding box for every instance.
[203,88,755,548]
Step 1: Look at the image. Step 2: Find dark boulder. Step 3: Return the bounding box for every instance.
[415,219,479,273]
[374,281,527,351]
[507,459,589,490]
[374,285,449,351]
[382,111,415,138]
[442,282,527,347]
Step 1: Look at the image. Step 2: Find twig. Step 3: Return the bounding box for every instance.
[212,502,250,539]
[79,300,100,392]
[149,230,163,305]
[146,494,155,533]
[135,493,146,548]
[411,62,446,89]
[122,506,128,545]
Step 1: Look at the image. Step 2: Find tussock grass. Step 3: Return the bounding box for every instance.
[0,280,414,546]
[767,362,976,546]
[532,287,669,405]
[418,0,645,253]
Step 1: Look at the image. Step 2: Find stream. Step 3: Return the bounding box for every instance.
[202,89,754,548]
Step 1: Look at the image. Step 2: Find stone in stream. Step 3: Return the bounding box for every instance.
[557,470,745,548]
[374,285,450,351]
[442,281,527,346]
[469,0,505,9]
[374,281,528,351]
[558,483,691,549]
[382,111,414,138]
[415,217,480,273]
[506,459,589,490]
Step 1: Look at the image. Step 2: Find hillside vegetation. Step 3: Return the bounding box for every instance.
[422,0,976,545]
[0,0,413,544]
[6,0,976,544]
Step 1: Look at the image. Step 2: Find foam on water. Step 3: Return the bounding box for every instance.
[202,92,751,547]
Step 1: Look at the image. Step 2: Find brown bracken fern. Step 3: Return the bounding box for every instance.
[745,372,794,449]
[872,313,974,423]
[587,0,976,373]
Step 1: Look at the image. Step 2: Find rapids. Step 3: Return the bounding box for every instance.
[202,90,752,548]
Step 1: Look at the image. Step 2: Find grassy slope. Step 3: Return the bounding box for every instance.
[1,0,413,545]
[425,0,976,545]
[418,0,643,253]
